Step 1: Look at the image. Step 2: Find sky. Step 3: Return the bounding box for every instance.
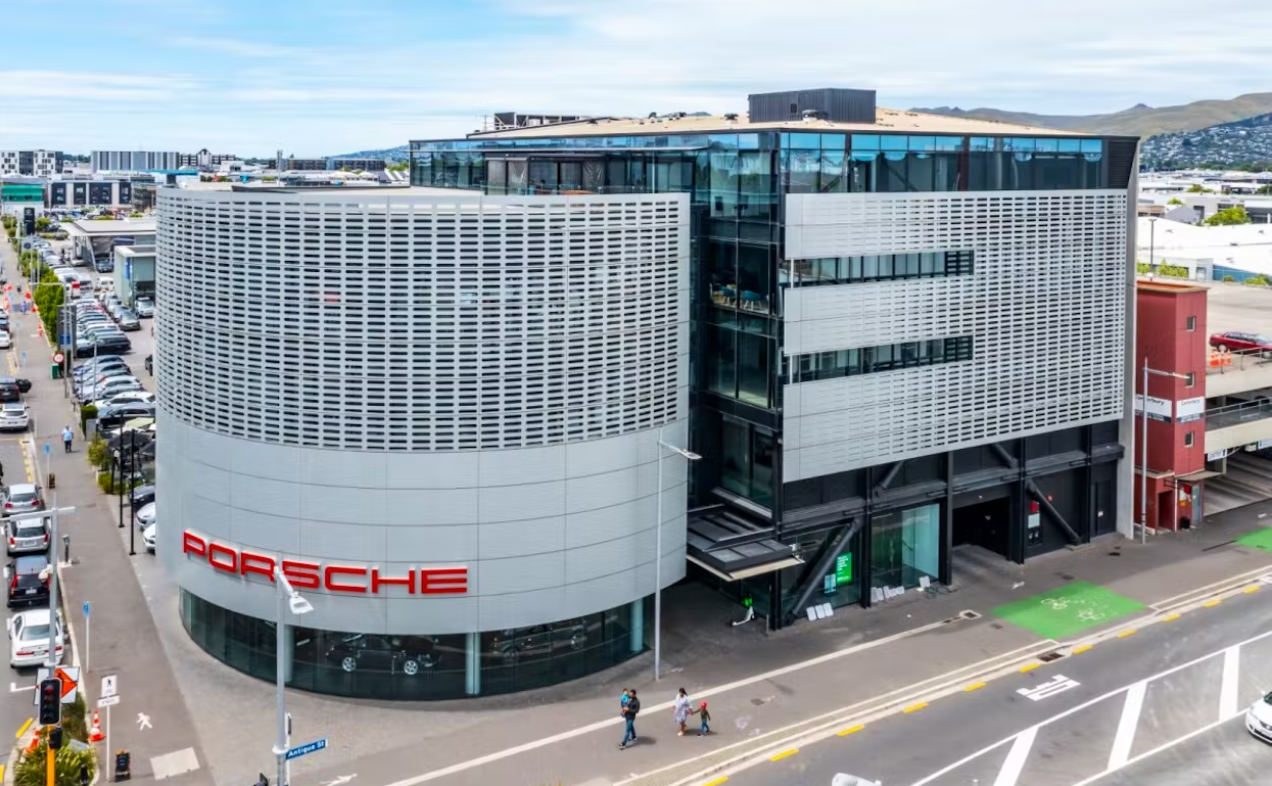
[2,0,1271,156]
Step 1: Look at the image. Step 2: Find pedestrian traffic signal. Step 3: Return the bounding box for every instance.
[48,726,63,750]
[37,678,61,726]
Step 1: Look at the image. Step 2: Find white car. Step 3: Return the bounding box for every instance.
[135,501,156,528]
[7,609,64,668]
[142,523,155,553]
[92,391,155,410]
[0,331,11,350]
[1247,691,1272,742]
[0,403,28,432]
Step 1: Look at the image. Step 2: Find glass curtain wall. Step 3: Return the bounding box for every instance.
[870,504,941,595]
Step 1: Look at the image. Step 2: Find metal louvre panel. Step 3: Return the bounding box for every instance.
[155,191,691,452]
[782,190,1128,481]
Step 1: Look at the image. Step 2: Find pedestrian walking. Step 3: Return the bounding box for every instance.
[619,689,640,749]
[694,701,711,736]
[673,688,692,736]
[62,425,73,453]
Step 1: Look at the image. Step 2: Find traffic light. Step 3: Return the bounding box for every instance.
[37,678,61,726]
[48,726,63,750]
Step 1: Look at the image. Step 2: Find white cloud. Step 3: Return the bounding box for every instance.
[4,0,1272,152]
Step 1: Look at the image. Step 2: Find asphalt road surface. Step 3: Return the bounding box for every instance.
[721,587,1272,786]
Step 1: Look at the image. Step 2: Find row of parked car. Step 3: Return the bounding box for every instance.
[1,484,66,670]
[72,292,150,359]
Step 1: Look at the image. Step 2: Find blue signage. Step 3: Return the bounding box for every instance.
[284,739,327,761]
[83,601,90,618]
[125,260,132,281]
[43,444,49,456]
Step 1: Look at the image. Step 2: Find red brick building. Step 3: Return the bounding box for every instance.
[1134,282,1209,532]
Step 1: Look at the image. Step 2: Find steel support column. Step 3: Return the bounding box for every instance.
[783,520,858,625]
[940,450,955,586]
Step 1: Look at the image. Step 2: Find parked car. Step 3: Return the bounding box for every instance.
[0,331,11,350]
[91,391,155,410]
[5,554,50,608]
[73,357,128,379]
[0,379,20,403]
[134,501,156,528]
[6,516,49,556]
[129,485,155,508]
[116,310,140,331]
[7,609,63,667]
[81,377,143,402]
[95,403,156,432]
[142,523,156,553]
[0,403,30,432]
[1209,331,1272,355]
[2,484,44,517]
[323,634,440,675]
[134,298,154,318]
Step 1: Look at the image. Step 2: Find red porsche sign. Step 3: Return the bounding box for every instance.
[182,530,468,595]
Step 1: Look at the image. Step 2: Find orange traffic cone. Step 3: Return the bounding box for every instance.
[24,726,42,754]
[89,710,105,743]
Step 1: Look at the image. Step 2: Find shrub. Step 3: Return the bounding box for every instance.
[79,405,99,438]
[86,432,108,469]
[1158,264,1189,279]
[96,472,115,494]
[1135,262,1150,275]
[1223,274,1236,282]
[1244,275,1269,287]
[14,739,95,786]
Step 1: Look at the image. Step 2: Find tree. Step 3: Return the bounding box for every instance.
[32,269,64,340]
[1167,197,1184,206]
[1186,184,1214,194]
[388,161,410,172]
[34,216,52,231]
[1204,206,1253,226]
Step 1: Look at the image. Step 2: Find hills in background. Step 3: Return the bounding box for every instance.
[337,94,1272,169]
[917,93,1272,139]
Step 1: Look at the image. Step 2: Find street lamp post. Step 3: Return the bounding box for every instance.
[271,566,313,786]
[654,428,700,681]
[1140,357,1190,544]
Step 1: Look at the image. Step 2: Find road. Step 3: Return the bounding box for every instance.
[717,586,1272,786]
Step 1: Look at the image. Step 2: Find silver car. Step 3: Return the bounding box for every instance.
[2,484,43,517]
[5,517,49,556]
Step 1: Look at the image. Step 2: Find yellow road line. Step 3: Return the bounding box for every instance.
[837,724,865,736]
[1019,663,1040,673]
[15,718,32,738]
[903,702,929,714]
[1245,586,1260,594]
[1162,613,1181,622]
[1072,644,1094,655]
[964,682,987,692]
[769,748,799,762]
[1203,599,1222,608]
[1118,629,1137,638]
[701,778,728,786]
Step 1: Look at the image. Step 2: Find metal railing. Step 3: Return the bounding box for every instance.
[1205,398,1272,430]
[1206,347,1272,375]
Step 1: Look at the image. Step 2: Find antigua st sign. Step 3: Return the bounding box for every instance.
[182,531,468,595]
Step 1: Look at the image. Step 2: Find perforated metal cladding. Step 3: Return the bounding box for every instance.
[783,190,1128,481]
[156,191,690,451]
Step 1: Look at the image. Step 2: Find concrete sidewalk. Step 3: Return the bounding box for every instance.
[287,504,1272,786]
[0,238,211,784]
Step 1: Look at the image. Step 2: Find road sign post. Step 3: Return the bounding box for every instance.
[99,676,117,782]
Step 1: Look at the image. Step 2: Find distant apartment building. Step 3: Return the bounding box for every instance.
[48,177,134,209]
[284,156,328,171]
[178,149,239,169]
[328,157,388,172]
[91,150,181,172]
[0,150,65,177]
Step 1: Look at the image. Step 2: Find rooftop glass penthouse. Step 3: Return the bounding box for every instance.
[411,88,1139,629]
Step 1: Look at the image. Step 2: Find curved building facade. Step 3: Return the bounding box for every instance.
[156,187,690,699]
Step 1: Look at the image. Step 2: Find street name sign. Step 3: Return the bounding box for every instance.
[285,738,328,760]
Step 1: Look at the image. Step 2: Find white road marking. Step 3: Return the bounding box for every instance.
[137,712,152,730]
[1219,645,1240,720]
[1107,680,1146,769]
[322,776,357,786]
[1070,714,1245,786]
[909,624,1272,786]
[991,727,1036,786]
[1016,674,1080,702]
[9,683,33,693]
[151,748,199,780]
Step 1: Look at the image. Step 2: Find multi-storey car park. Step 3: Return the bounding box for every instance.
[158,87,1140,701]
